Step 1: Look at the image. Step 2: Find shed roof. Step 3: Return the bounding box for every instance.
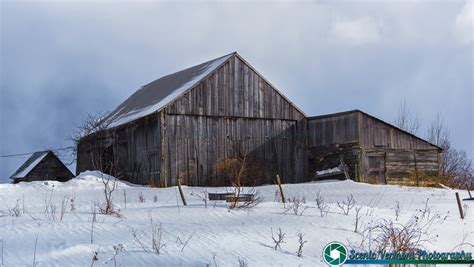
[308,109,443,151]
[103,52,235,128]
[10,151,50,179]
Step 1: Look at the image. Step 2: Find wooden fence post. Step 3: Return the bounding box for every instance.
[178,178,187,206]
[455,192,464,219]
[276,175,285,204]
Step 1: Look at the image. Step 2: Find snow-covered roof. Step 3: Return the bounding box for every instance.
[10,151,50,179]
[103,52,235,128]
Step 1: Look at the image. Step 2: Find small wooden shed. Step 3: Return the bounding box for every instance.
[10,150,74,183]
[307,110,443,185]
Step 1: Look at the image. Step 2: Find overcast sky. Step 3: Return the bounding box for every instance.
[1,0,472,183]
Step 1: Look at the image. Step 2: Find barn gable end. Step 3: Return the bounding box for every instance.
[11,151,74,183]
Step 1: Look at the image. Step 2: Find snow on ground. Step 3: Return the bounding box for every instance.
[0,171,472,266]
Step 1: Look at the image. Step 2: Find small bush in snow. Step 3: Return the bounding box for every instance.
[394,201,401,221]
[271,228,285,250]
[238,257,248,267]
[337,194,355,215]
[138,192,145,203]
[358,208,446,252]
[354,206,363,233]
[315,191,329,217]
[9,200,22,217]
[296,233,307,257]
[190,190,208,208]
[285,197,307,216]
[99,173,119,216]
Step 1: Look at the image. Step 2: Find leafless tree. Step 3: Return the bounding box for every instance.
[337,194,356,215]
[394,100,421,135]
[427,114,473,188]
[68,111,110,164]
[296,233,307,257]
[271,228,285,250]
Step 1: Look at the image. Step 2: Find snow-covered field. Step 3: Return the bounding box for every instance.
[0,171,472,266]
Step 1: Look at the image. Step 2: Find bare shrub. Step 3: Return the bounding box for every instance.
[99,173,119,216]
[285,196,307,216]
[337,194,355,215]
[394,201,401,221]
[60,196,69,221]
[238,257,248,267]
[90,249,99,267]
[358,209,445,252]
[44,194,57,221]
[315,191,329,217]
[190,190,208,208]
[138,192,145,203]
[150,217,165,255]
[9,200,22,217]
[271,228,285,250]
[354,206,363,233]
[112,244,123,267]
[132,216,166,255]
[70,197,76,212]
[296,233,307,257]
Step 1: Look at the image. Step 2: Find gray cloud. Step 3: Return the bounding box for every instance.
[1,1,472,183]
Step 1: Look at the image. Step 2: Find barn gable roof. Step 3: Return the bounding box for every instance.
[102,52,306,129]
[103,52,235,128]
[308,109,443,150]
[10,151,50,179]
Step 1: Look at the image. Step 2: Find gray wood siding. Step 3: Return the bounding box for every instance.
[165,55,305,121]
[161,114,306,186]
[23,153,74,183]
[77,114,161,185]
[307,112,359,147]
[359,113,437,150]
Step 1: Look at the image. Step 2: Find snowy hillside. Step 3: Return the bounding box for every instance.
[0,172,472,266]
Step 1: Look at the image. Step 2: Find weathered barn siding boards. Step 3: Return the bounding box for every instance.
[165,56,305,120]
[358,113,436,150]
[307,112,359,147]
[307,113,360,180]
[162,114,305,186]
[306,110,441,184]
[161,55,307,186]
[77,115,161,185]
[77,53,307,186]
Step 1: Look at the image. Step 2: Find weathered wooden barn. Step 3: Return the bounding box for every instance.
[307,110,442,185]
[10,150,74,183]
[77,52,307,186]
[76,52,442,186]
